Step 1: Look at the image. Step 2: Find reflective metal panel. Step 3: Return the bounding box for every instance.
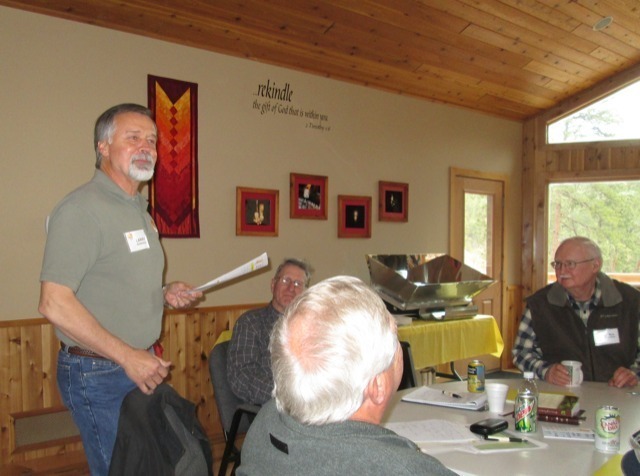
[366,254,495,318]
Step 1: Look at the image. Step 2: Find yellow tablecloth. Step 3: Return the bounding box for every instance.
[215,329,232,347]
[397,314,504,370]
[215,315,504,371]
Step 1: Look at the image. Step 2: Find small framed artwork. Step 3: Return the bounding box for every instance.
[290,173,328,219]
[236,187,279,236]
[338,195,371,238]
[379,181,408,222]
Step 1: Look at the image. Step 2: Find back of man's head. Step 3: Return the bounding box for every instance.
[270,275,397,426]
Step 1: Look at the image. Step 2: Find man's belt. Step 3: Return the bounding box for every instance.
[60,342,106,359]
[60,342,161,359]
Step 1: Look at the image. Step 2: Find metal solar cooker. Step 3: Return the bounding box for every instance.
[366,254,495,320]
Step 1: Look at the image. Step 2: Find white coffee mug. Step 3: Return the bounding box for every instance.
[561,360,583,386]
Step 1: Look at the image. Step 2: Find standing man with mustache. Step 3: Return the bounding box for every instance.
[39,104,202,475]
[513,236,639,388]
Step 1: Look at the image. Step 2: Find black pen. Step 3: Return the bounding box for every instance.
[485,436,527,443]
[442,390,462,399]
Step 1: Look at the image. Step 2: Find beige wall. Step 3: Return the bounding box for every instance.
[0,6,522,321]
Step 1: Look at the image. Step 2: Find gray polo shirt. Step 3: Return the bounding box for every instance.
[40,170,164,349]
[238,399,456,476]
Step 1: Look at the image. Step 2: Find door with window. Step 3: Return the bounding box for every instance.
[450,167,506,374]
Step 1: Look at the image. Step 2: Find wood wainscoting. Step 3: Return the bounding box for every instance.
[0,303,263,468]
[502,284,524,370]
[0,292,525,469]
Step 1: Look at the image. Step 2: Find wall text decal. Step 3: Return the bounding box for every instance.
[252,79,331,132]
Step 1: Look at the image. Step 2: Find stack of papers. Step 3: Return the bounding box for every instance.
[402,386,487,410]
[385,419,548,455]
[465,433,547,453]
[385,419,478,444]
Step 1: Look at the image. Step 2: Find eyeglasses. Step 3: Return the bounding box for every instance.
[550,258,596,270]
[278,276,306,288]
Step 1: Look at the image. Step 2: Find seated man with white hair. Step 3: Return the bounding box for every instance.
[237,276,455,476]
[513,236,639,388]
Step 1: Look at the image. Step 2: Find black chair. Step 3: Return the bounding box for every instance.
[209,341,260,476]
[398,340,418,390]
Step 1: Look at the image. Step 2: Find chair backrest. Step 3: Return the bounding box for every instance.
[209,341,253,436]
[398,340,418,390]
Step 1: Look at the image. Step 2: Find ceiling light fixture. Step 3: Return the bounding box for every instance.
[593,16,613,31]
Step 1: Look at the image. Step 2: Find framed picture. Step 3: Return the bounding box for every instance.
[236,187,279,236]
[338,195,371,238]
[379,181,408,222]
[290,173,328,219]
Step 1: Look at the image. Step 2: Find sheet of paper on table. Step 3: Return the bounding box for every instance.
[193,252,269,292]
[385,419,548,456]
[402,386,487,410]
[460,431,547,454]
[385,419,478,444]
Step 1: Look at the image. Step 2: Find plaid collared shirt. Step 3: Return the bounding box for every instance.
[227,303,281,405]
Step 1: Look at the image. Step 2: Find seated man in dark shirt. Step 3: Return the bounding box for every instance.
[227,258,311,404]
[237,276,455,476]
[513,236,639,388]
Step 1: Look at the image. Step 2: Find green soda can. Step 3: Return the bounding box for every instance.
[515,371,538,432]
[515,394,536,432]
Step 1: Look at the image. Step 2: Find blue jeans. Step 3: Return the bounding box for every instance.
[57,349,137,476]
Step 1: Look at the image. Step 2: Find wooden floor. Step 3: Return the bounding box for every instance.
[1,450,233,476]
[1,451,90,475]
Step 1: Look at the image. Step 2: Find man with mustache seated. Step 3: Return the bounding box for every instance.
[513,236,639,388]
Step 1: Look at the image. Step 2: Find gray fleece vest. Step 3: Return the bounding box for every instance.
[526,273,639,382]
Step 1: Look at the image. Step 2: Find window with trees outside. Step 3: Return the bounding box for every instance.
[464,193,490,275]
[547,80,640,144]
[547,181,640,287]
[546,79,640,287]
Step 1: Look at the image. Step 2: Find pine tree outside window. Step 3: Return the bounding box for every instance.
[547,81,640,144]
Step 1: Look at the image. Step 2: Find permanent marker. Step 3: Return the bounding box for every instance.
[442,390,462,399]
[485,436,527,443]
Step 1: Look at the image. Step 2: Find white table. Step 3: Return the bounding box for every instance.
[382,379,640,475]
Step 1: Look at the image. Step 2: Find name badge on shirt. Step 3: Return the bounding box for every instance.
[593,328,620,347]
[125,229,150,253]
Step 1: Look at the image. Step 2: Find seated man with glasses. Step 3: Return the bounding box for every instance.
[513,236,639,388]
[227,258,312,404]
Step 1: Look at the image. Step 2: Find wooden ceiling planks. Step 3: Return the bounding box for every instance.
[1,0,639,121]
